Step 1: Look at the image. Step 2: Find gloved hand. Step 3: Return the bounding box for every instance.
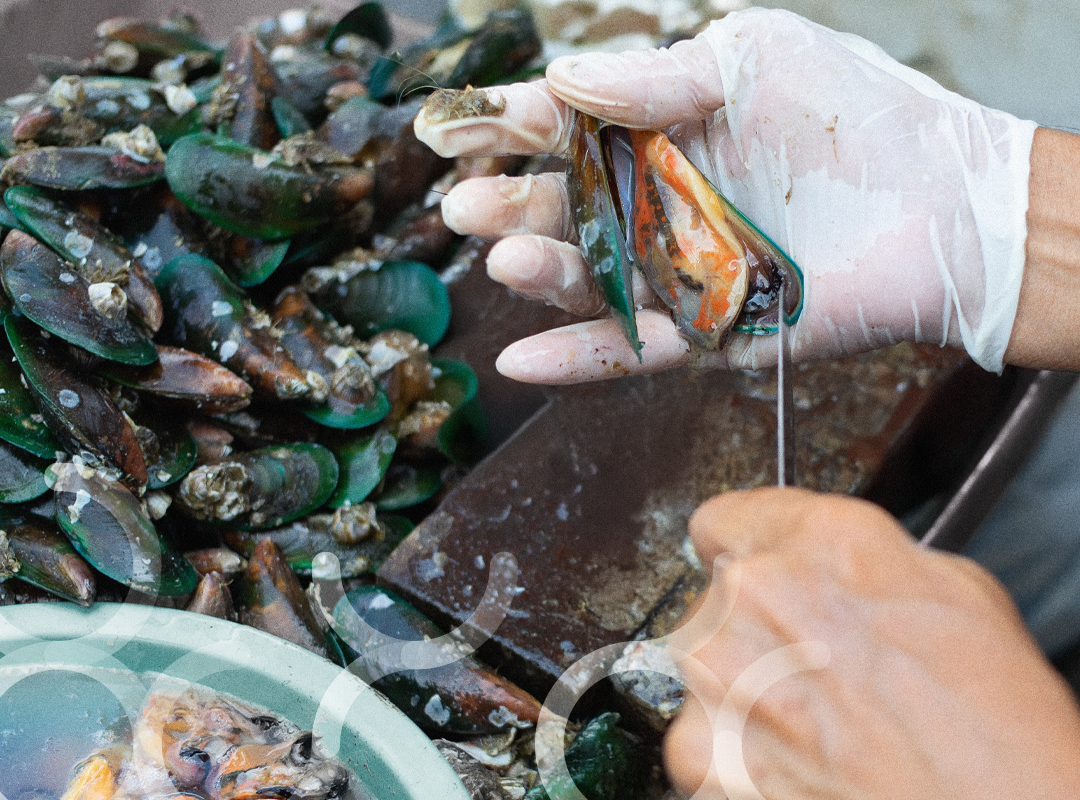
[415,8,1038,383]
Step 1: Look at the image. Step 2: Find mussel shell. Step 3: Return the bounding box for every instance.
[621,128,750,350]
[271,96,312,139]
[7,314,149,486]
[0,230,157,365]
[567,114,639,356]
[0,511,95,605]
[431,358,487,464]
[6,186,164,334]
[155,254,314,401]
[325,1,392,52]
[0,332,64,459]
[130,403,197,489]
[606,124,804,338]
[443,8,542,90]
[80,77,201,146]
[50,462,196,597]
[0,104,19,157]
[216,30,279,151]
[307,260,450,347]
[271,286,389,429]
[100,344,253,414]
[179,442,339,531]
[236,538,328,657]
[325,426,396,508]
[165,133,371,239]
[223,512,411,578]
[96,16,220,60]
[373,462,441,511]
[1,146,165,190]
[528,713,635,800]
[274,50,364,121]
[0,441,50,503]
[333,584,542,735]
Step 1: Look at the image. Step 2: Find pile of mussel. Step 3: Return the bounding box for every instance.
[0,5,658,799]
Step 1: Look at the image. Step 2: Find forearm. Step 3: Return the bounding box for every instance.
[1006,127,1080,369]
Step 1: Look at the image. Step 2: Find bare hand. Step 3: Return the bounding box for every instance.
[664,488,1080,799]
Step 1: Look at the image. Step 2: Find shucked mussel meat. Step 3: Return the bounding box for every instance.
[60,687,354,800]
[566,113,804,356]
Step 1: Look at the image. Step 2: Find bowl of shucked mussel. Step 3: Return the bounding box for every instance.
[0,3,635,799]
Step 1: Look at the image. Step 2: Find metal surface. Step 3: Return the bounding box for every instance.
[919,369,1079,552]
[777,279,796,486]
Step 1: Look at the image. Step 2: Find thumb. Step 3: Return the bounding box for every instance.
[545,34,726,128]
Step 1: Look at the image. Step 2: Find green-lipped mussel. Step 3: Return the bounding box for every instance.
[566,114,805,355]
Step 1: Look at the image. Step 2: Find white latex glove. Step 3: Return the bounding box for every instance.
[415,8,1037,383]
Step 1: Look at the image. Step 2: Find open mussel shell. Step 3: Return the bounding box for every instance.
[577,119,805,351]
[612,127,804,335]
[6,315,149,486]
[567,114,640,358]
[49,461,197,597]
[165,133,373,239]
[0,230,157,365]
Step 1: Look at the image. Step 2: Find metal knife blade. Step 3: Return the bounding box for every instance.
[777,278,796,486]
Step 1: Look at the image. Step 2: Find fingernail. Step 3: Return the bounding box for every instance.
[440,185,472,234]
[487,237,543,284]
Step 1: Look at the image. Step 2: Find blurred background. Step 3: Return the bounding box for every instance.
[2,0,1078,128]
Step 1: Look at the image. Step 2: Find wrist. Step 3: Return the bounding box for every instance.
[1006,127,1080,369]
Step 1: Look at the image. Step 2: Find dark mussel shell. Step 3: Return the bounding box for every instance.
[165,133,373,239]
[0,229,157,365]
[7,314,148,486]
[50,461,197,597]
[176,442,339,530]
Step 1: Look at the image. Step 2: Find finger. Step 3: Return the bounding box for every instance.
[690,488,912,566]
[545,35,726,129]
[663,691,720,797]
[495,309,690,384]
[413,80,573,158]
[486,234,657,316]
[487,235,606,316]
[442,173,571,241]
